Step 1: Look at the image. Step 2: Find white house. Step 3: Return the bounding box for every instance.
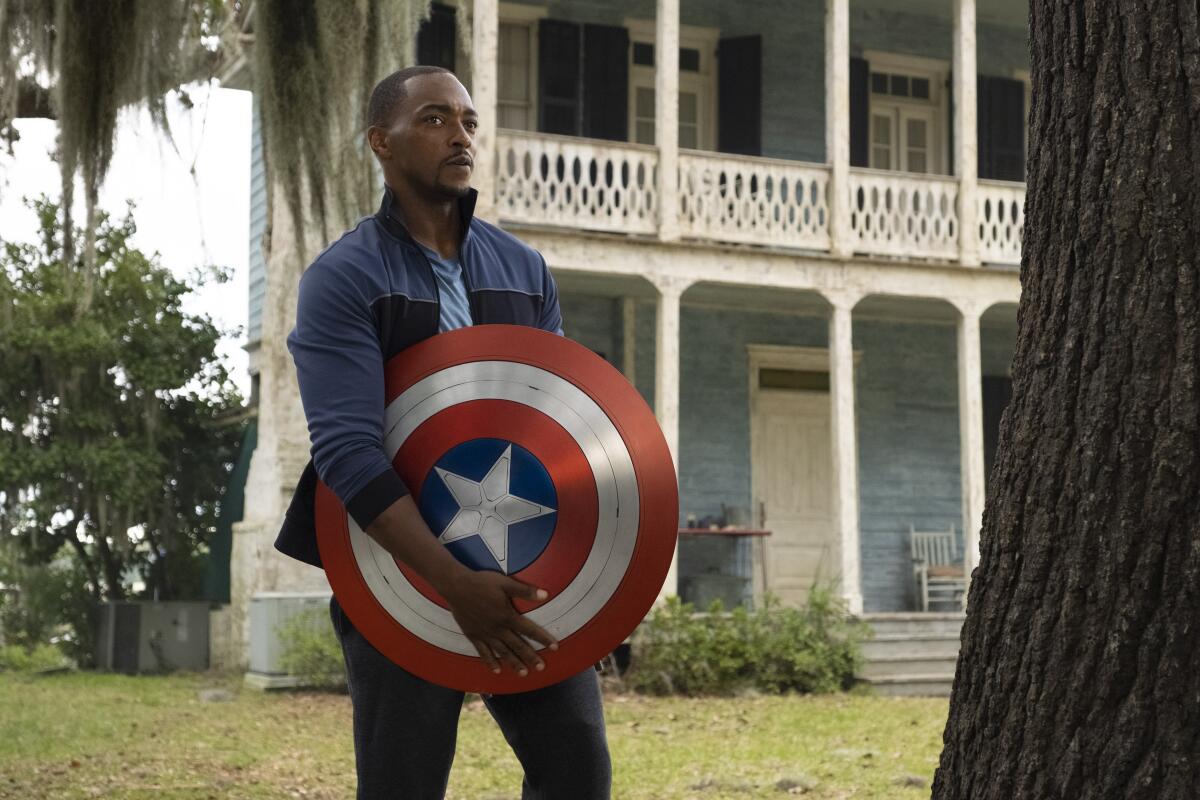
[214,0,1026,688]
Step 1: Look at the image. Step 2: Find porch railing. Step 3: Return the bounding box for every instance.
[977,180,1026,266]
[848,169,960,261]
[677,151,830,250]
[495,131,658,235]
[494,132,1024,268]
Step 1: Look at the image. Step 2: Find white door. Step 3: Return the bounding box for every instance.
[752,388,835,606]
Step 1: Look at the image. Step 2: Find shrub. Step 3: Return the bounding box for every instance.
[0,643,70,673]
[627,587,870,696]
[277,609,346,691]
[0,545,96,667]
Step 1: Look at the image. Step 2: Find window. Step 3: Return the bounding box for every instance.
[498,22,533,129]
[496,3,546,131]
[863,52,948,174]
[625,19,718,150]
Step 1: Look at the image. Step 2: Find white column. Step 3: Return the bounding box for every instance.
[655,0,681,242]
[825,0,851,258]
[654,277,687,598]
[471,0,499,220]
[622,297,638,385]
[828,294,863,614]
[956,304,985,576]
[953,0,980,266]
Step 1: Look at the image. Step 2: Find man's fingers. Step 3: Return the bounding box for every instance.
[502,576,549,602]
[470,638,501,674]
[489,637,529,676]
[501,630,544,673]
[514,616,559,651]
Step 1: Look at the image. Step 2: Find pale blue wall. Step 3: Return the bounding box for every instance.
[853,317,961,612]
[247,98,268,350]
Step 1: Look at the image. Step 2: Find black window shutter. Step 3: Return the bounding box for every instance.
[582,24,630,141]
[538,19,582,135]
[985,77,1025,181]
[717,36,762,156]
[947,73,955,175]
[982,375,1014,491]
[416,3,456,70]
[849,56,869,167]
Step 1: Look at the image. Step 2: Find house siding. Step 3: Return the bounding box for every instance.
[247,97,268,351]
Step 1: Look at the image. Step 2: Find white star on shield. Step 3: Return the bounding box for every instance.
[434,445,556,574]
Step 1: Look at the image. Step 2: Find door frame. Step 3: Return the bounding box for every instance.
[747,345,834,604]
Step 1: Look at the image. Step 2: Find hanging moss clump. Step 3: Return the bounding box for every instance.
[250,0,433,255]
[0,0,222,295]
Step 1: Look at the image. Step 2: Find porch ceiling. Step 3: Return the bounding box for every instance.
[854,294,960,323]
[683,282,832,316]
[553,269,658,300]
[856,0,1028,29]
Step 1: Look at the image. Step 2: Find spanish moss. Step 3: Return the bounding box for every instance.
[246,0,432,256]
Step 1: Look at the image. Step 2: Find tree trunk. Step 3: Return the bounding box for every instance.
[932,2,1200,798]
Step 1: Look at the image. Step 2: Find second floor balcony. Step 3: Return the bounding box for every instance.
[427,0,1029,268]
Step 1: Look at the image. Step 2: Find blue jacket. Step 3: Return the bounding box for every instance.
[278,188,563,567]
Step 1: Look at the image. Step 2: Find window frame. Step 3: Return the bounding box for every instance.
[623,18,719,151]
[495,2,547,132]
[862,50,950,175]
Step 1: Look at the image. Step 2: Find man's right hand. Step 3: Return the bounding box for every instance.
[365,495,559,677]
[441,570,559,676]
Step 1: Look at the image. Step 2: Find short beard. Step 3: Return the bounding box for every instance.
[432,178,472,199]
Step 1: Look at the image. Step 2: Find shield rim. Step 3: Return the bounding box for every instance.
[316,324,678,694]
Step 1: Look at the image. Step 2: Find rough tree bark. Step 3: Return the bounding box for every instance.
[932,2,1200,798]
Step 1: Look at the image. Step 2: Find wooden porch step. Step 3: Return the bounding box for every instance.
[858,653,959,679]
[862,633,962,660]
[864,672,956,697]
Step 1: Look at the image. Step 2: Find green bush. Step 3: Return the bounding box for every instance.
[277,609,346,691]
[627,587,870,696]
[0,643,70,673]
[0,544,96,667]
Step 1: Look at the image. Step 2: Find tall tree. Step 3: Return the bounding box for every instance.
[933,3,1200,798]
[0,200,243,602]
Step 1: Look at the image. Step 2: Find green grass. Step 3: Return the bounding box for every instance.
[0,671,948,799]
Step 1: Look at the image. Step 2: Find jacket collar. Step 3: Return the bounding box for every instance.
[375,184,478,247]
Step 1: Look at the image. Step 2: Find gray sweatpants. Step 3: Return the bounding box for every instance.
[330,596,612,800]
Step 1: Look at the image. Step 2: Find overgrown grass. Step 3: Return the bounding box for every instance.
[0,671,948,799]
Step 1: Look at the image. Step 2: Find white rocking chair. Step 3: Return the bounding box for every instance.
[910,524,967,612]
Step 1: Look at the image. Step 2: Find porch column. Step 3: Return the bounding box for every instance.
[471,0,499,219]
[956,302,985,577]
[828,293,863,614]
[656,0,681,242]
[825,0,851,258]
[953,0,980,266]
[654,276,688,597]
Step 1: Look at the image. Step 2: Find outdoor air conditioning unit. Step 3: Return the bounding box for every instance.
[95,601,211,672]
[245,591,332,689]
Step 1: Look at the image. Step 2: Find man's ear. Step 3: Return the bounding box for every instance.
[367,126,390,161]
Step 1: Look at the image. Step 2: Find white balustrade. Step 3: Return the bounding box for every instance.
[977,180,1025,265]
[848,170,960,260]
[495,132,1027,269]
[677,151,831,250]
[495,131,658,235]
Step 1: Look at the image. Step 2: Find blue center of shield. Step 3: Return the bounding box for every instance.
[418,438,558,574]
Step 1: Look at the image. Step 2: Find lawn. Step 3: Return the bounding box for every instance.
[0,671,948,799]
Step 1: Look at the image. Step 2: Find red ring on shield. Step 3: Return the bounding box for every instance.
[316,324,679,694]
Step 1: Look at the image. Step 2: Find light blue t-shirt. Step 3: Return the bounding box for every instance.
[417,243,473,332]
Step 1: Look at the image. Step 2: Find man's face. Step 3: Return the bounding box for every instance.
[371,72,478,200]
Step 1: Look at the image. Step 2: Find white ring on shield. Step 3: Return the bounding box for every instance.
[346,361,640,655]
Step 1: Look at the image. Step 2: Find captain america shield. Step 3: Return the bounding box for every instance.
[315,324,678,693]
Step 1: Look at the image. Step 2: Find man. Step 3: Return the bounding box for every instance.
[280,66,611,799]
